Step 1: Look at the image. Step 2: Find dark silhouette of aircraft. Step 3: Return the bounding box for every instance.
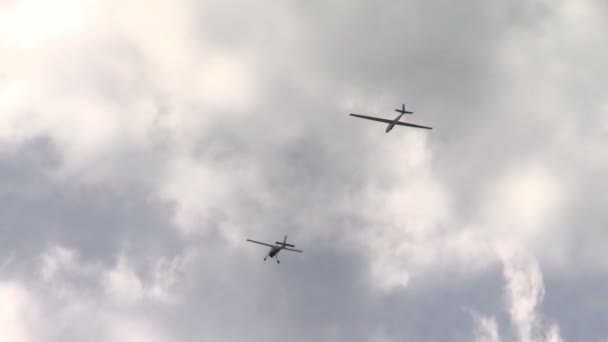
[246,235,303,264]
[350,104,432,132]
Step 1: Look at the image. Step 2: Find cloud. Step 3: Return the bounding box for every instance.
[502,255,562,342]
[103,252,182,304]
[0,281,33,342]
[472,314,501,342]
[1,0,608,340]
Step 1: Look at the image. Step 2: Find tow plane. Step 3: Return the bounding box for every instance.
[350,104,432,132]
[246,235,303,264]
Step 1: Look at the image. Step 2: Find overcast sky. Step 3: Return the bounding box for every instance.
[1,1,608,341]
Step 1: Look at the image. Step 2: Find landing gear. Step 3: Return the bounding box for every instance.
[264,256,267,261]
[276,258,280,264]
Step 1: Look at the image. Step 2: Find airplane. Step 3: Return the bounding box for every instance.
[246,235,303,264]
[349,104,432,132]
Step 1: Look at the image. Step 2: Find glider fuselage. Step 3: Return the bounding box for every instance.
[386,113,405,132]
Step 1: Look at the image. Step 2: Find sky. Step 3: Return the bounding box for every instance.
[1,0,607,341]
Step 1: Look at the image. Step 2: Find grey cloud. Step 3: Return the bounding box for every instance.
[0,137,180,272]
[153,236,507,342]
[1,0,608,341]
[543,273,608,341]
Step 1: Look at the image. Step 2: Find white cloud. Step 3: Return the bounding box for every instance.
[159,153,273,234]
[103,253,182,304]
[40,245,79,281]
[0,0,257,184]
[351,132,454,290]
[104,255,146,303]
[466,256,563,342]
[544,325,564,342]
[3,245,184,340]
[1,0,607,340]
[0,0,96,49]
[107,316,171,342]
[472,314,501,342]
[501,255,562,342]
[480,163,564,251]
[503,256,544,342]
[0,282,33,342]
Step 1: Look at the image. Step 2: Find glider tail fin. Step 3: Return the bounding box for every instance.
[395,104,413,114]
